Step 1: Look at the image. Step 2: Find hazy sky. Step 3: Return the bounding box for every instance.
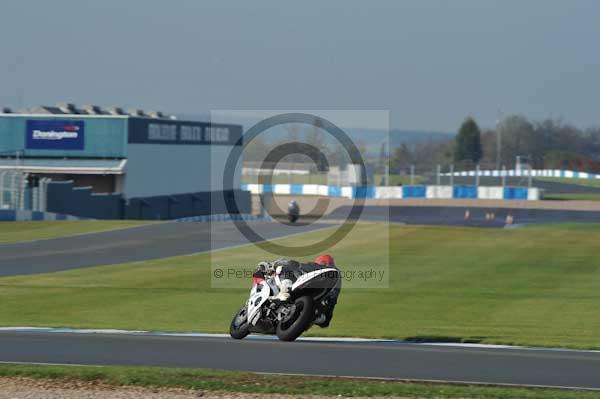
[1,0,599,131]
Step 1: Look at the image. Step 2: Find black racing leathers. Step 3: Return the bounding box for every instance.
[272,259,341,328]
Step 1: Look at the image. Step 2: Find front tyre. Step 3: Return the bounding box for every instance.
[276,296,315,342]
[230,306,250,340]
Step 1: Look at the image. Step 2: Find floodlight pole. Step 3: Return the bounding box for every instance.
[496,109,503,171]
[0,171,4,208]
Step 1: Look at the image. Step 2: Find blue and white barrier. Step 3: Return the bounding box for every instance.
[241,184,541,200]
[443,169,600,179]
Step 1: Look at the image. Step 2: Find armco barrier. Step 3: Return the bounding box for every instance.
[402,185,427,198]
[527,187,541,201]
[504,186,529,200]
[477,186,504,200]
[426,185,452,199]
[242,184,541,200]
[375,186,403,199]
[454,185,478,199]
[353,186,376,199]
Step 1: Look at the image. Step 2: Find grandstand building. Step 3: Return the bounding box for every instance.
[0,103,248,219]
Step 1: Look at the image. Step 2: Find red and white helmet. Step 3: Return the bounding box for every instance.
[315,254,335,267]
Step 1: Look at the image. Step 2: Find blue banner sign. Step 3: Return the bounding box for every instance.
[26,120,85,150]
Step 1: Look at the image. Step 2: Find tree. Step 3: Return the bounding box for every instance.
[454,117,482,164]
[390,143,412,174]
[497,115,541,167]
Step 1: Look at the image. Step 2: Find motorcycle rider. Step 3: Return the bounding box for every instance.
[287,199,300,223]
[254,255,340,328]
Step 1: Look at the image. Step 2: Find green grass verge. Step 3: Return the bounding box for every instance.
[537,177,600,188]
[373,174,426,186]
[2,223,600,349]
[543,193,600,201]
[0,363,597,399]
[0,220,152,244]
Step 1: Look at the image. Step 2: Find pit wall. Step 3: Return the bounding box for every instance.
[45,181,252,220]
[242,184,541,201]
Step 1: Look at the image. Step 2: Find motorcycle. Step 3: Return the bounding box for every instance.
[230,263,341,341]
[287,200,299,223]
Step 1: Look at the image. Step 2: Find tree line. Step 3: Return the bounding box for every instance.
[391,116,600,173]
[243,116,600,177]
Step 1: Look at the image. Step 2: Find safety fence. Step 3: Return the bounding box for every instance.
[444,169,600,179]
[241,184,541,200]
[0,171,50,212]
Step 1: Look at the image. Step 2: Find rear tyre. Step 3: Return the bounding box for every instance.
[230,306,250,340]
[276,296,315,342]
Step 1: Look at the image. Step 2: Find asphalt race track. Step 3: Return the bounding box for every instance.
[4,206,600,278]
[0,331,599,390]
[328,205,600,227]
[0,221,330,277]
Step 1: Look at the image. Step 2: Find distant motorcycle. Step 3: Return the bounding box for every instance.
[287,200,299,223]
[230,263,341,341]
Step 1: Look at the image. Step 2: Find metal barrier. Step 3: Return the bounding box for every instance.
[0,171,49,212]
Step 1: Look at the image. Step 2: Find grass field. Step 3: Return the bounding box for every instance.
[1,223,600,348]
[373,174,426,186]
[537,176,600,188]
[0,363,597,399]
[0,221,152,244]
[543,192,600,201]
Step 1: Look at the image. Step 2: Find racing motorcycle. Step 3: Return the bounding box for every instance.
[229,263,340,341]
[287,200,300,223]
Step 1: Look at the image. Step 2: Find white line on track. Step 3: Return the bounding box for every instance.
[0,327,391,343]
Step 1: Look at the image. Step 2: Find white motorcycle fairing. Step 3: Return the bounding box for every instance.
[291,268,338,291]
[246,282,271,326]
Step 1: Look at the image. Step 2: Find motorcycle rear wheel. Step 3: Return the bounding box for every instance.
[276,296,315,342]
[230,306,250,339]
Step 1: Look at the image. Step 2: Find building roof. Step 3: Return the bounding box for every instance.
[0,158,127,175]
[1,102,175,119]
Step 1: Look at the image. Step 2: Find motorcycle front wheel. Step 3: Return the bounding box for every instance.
[230,306,250,339]
[276,296,315,342]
